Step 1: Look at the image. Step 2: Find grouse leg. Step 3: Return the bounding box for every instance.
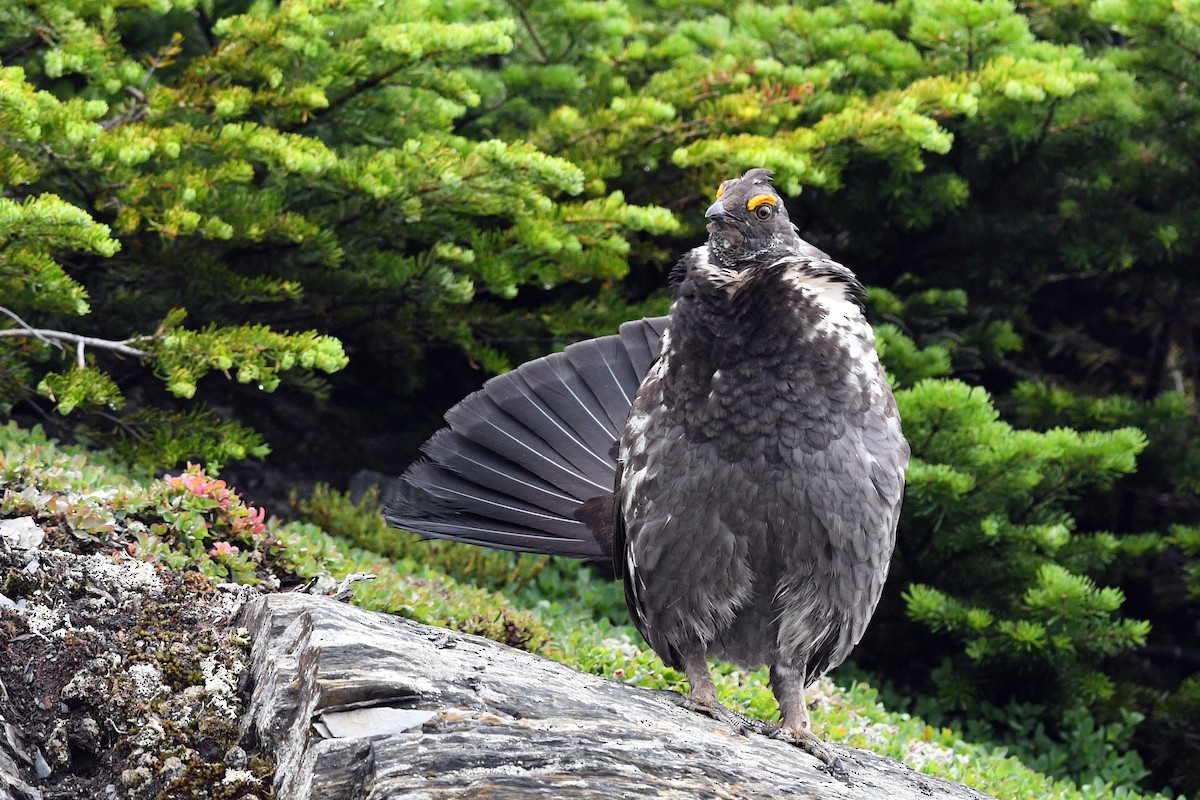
[668,644,772,736]
[769,663,848,779]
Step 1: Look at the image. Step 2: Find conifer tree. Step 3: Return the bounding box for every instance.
[0,0,676,469]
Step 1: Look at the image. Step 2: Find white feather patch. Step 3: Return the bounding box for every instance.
[690,247,744,295]
[780,260,862,328]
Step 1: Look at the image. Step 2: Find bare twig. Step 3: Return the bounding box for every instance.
[0,329,152,359]
[0,306,60,349]
[279,60,411,133]
[100,33,181,130]
[506,0,550,63]
[95,410,146,441]
[0,307,152,361]
[331,572,378,603]
[39,145,95,204]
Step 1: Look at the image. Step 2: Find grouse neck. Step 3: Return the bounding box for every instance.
[674,262,798,356]
[659,262,879,460]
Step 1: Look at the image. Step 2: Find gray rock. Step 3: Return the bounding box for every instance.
[0,729,41,800]
[0,517,43,552]
[239,593,995,800]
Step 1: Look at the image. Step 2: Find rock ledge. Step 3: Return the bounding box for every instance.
[240,593,996,800]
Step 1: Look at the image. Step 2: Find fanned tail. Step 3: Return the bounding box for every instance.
[386,317,667,559]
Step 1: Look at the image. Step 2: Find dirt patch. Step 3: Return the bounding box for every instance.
[0,519,273,799]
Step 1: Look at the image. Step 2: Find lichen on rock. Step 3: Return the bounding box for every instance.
[0,517,273,799]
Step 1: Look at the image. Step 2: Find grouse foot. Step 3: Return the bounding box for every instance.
[657,688,851,781]
[769,725,850,781]
[765,663,853,780]
[660,689,774,737]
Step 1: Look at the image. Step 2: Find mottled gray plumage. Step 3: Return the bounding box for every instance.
[388,168,908,770]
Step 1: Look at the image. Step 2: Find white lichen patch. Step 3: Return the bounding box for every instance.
[61,658,115,703]
[133,718,165,749]
[24,602,66,635]
[80,553,162,597]
[222,768,260,785]
[126,662,163,699]
[206,583,259,622]
[200,651,247,719]
[44,720,70,769]
[121,766,153,787]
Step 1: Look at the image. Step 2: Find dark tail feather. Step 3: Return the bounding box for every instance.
[386,317,668,559]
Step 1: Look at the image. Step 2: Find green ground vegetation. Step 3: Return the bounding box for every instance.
[0,423,1181,799]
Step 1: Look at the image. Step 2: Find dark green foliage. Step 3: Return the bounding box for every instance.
[852,367,1156,784]
[1139,675,1200,794]
[1008,382,1200,792]
[99,407,269,474]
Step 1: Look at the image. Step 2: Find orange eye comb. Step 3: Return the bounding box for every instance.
[747,194,777,211]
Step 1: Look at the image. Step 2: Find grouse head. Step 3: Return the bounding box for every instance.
[704,168,802,270]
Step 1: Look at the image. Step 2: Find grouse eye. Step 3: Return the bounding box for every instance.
[747,193,777,220]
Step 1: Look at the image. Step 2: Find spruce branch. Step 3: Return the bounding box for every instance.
[101,33,182,130]
[94,409,146,442]
[285,61,412,131]
[0,34,44,64]
[39,145,97,206]
[1166,30,1200,60]
[505,0,550,63]
[194,2,218,51]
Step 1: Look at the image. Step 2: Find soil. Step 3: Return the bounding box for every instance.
[0,520,273,800]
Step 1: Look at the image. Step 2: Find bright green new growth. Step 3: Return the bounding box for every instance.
[0,194,114,317]
[0,0,677,467]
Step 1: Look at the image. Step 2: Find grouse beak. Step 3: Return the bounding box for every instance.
[705,200,734,221]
